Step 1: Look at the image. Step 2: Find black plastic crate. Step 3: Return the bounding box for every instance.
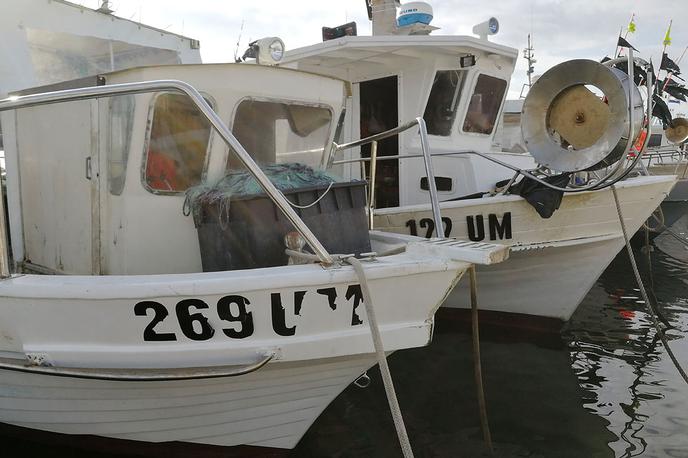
[195,181,370,271]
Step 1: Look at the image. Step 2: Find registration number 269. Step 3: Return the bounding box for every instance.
[134,286,365,342]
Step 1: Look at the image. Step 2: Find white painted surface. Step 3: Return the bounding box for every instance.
[15,101,95,274]
[0,354,376,449]
[0,232,483,448]
[375,175,676,320]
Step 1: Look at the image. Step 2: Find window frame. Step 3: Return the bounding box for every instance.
[140,91,216,196]
[228,96,335,169]
[422,68,468,137]
[107,94,136,196]
[459,73,508,137]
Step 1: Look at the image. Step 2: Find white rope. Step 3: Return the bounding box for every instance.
[286,181,335,209]
[611,185,688,384]
[344,256,415,458]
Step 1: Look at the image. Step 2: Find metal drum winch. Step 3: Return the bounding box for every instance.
[521,59,644,172]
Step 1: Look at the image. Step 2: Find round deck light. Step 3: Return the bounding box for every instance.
[256,37,285,65]
[268,38,285,62]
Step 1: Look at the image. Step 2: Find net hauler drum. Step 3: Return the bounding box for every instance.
[521,59,644,172]
[666,117,688,144]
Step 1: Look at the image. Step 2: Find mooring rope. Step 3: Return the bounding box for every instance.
[611,185,688,385]
[344,256,415,458]
[469,266,494,454]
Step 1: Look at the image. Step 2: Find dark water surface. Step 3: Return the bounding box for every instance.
[3,222,688,457]
[295,221,688,457]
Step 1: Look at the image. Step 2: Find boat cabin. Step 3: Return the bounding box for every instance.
[281,35,536,208]
[1,64,348,275]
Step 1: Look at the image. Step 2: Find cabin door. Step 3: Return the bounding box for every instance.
[14,99,100,275]
[359,76,399,208]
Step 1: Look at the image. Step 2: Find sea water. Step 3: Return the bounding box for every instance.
[296,221,688,457]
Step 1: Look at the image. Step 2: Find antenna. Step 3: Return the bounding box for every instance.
[97,0,113,14]
[524,34,536,87]
[234,20,245,62]
[520,34,536,98]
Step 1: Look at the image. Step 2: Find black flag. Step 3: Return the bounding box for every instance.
[617,36,639,51]
[652,94,674,129]
[613,58,646,86]
[661,53,681,74]
[648,60,658,88]
[663,82,688,102]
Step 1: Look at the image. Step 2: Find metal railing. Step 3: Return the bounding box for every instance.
[331,117,445,237]
[0,79,335,272]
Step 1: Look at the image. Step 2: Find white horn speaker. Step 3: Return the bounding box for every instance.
[521,59,644,172]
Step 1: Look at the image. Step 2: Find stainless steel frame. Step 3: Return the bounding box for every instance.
[333,117,445,238]
[0,79,335,268]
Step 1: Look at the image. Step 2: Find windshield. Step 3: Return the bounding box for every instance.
[463,74,507,135]
[230,99,333,169]
[423,70,466,136]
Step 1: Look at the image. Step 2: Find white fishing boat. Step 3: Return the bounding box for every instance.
[279,0,676,324]
[0,63,508,449]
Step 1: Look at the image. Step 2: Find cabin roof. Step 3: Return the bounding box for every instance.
[282,35,518,70]
[9,63,349,98]
[102,62,349,85]
[50,0,199,43]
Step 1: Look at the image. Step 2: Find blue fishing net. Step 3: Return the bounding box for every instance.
[184,163,341,224]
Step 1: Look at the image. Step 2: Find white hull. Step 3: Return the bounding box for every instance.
[0,354,374,449]
[0,234,509,449]
[450,235,623,321]
[375,175,676,321]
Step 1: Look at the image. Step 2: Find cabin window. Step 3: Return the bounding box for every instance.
[108,95,135,195]
[463,74,507,135]
[423,70,466,136]
[230,99,332,169]
[143,93,212,193]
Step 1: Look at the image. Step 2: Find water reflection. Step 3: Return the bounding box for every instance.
[564,225,688,458]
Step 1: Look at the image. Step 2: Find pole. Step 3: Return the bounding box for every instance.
[368,140,378,229]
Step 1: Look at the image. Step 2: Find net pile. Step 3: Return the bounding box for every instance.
[184,163,340,224]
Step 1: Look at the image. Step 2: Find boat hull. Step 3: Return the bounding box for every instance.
[0,354,374,449]
[0,239,473,449]
[660,178,688,229]
[374,175,676,321]
[449,235,622,321]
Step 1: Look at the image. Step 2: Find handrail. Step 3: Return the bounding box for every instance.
[0,352,274,381]
[332,117,444,238]
[0,79,334,266]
